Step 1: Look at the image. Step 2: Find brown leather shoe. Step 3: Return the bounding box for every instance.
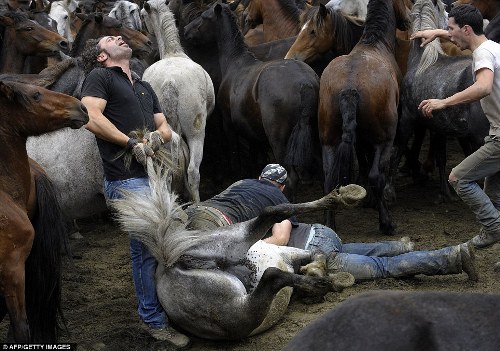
[140,322,190,348]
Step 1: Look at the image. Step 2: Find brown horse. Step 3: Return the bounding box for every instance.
[319,0,410,235]
[285,5,364,66]
[0,80,88,342]
[0,11,68,74]
[69,13,153,57]
[243,0,305,43]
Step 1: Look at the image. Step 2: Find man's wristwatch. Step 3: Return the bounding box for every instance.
[127,138,139,150]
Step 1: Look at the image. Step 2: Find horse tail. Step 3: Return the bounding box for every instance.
[284,82,319,175]
[111,158,204,268]
[332,88,359,187]
[26,171,67,342]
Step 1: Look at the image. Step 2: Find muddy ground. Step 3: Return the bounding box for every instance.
[2,139,500,351]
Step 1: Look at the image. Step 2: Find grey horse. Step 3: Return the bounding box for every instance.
[112,159,365,340]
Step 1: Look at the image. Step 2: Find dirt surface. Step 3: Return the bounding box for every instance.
[3,140,500,351]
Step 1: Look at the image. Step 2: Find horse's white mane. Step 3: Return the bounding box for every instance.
[142,0,186,58]
[411,0,446,76]
[111,158,205,268]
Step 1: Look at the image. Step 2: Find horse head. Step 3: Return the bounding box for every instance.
[0,80,88,136]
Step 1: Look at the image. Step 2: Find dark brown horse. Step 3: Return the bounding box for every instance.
[319,0,410,235]
[0,11,68,73]
[0,80,88,342]
[184,2,321,196]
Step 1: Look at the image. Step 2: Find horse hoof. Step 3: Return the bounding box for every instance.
[328,272,355,292]
[338,184,367,206]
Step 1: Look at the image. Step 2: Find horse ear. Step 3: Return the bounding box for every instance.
[214,3,222,15]
[319,3,327,17]
[94,13,104,23]
[144,1,150,12]
[228,0,242,11]
[0,15,15,27]
[0,81,16,101]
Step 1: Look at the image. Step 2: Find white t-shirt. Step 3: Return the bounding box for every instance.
[473,40,500,136]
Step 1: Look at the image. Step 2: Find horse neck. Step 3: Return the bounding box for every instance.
[0,31,27,73]
[215,7,257,71]
[261,1,300,40]
[0,134,30,194]
[330,11,365,56]
[359,0,398,54]
[151,12,186,59]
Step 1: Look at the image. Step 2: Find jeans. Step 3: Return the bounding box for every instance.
[104,177,167,329]
[449,136,500,233]
[306,224,461,281]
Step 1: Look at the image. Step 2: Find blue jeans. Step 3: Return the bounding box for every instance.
[104,177,167,329]
[306,224,460,281]
[449,136,500,234]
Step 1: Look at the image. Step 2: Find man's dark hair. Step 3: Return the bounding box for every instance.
[449,4,484,35]
[80,37,104,75]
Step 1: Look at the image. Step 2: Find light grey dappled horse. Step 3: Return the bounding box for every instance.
[326,0,369,19]
[109,0,142,31]
[141,0,215,203]
[112,158,364,339]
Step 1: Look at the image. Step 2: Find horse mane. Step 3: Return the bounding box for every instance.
[1,10,30,24]
[152,0,185,56]
[279,0,303,23]
[218,4,256,60]
[309,6,364,55]
[360,0,395,46]
[70,15,93,57]
[181,0,217,25]
[412,0,445,75]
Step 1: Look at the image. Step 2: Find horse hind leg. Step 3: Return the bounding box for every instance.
[369,144,396,235]
[186,137,204,203]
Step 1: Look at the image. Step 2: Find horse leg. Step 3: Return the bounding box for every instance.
[0,210,34,342]
[187,138,203,203]
[369,144,395,235]
[322,144,336,229]
[431,133,453,202]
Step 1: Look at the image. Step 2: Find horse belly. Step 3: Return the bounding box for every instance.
[26,129,106,220]
[246,241,295,335]
[155,266,260,340]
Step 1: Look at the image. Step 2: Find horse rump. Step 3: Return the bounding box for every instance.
[283,290,500,351]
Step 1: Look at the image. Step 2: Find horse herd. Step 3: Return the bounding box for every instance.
[0,0,499,348]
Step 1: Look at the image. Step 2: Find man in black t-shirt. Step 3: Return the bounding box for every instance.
[187,164,296,244]
[80,36,189,348]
